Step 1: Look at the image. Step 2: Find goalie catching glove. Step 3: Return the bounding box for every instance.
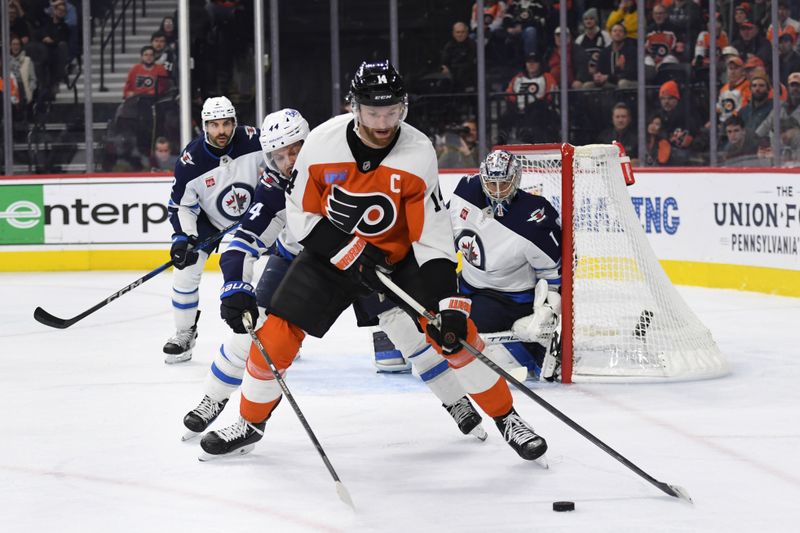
[512,279,561,345]
[220,281,259,334]
[330,235,394,292]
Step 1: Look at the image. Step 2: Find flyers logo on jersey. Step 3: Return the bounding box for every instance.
[326,185,397,236]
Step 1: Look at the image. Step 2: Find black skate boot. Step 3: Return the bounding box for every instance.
[494,408,548,461]
[199,416,266,461]
[444,396,488,441]
[182,395,229,441]
[164,311,200,364]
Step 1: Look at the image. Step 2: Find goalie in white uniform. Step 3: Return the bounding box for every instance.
[164,96,265,364]
[450,149,563,380]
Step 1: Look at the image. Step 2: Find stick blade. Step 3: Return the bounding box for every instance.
[663,483,693,504]
[33,307,72,329]
[335,481,355,510]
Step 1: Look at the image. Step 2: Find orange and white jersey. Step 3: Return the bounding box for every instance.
[286,113,455,266]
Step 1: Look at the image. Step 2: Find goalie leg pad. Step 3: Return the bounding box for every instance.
[371,328,410,373]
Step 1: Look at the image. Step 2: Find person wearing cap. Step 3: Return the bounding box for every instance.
[732,19,772,69]
[591,22,638,89]
[778,32,800,87]
[575,8,611,61]
[739,71,774,132]
[656,80,697,165]
[717,55,751,125]
[499,52,559,143]
[547,27,575,88]
[755,72,800,161]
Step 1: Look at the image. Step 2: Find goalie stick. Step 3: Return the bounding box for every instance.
[242,312,355,510]
[375,270,693,503]
[33,222,240,329]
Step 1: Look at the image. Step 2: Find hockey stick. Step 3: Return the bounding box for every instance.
[33,222,240,329]
[375,271,692,503]
[242,312,355,510]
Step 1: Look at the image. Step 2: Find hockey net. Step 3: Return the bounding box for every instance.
[501,143,727,383]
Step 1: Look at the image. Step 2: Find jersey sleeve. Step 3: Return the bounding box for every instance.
[168,156,202,236]
[219,173,287,284]
[523,199,562,286]
[407,149,457,266]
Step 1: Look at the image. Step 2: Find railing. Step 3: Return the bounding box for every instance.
[98,0,147,92]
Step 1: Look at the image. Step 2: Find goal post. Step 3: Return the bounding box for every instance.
[497,143,728,384]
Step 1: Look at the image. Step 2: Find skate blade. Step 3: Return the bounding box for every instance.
[198,444,255,462]
[470,424,488,442]
[181,430,201,442]
[164,353,193,365]
[534,454,549,469]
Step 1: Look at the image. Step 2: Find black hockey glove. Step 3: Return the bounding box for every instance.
[170,233,199,270]
[220,281,259,334]
[330,235,394,292]
[426,296,471,355]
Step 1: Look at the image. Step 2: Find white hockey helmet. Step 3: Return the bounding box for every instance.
[201,96,237,134]
[259,108,309,173]
[479,150,522,217]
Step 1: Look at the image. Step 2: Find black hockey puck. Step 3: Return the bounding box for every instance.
[552,501,575,512]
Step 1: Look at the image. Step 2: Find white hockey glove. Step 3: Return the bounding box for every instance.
[512,279,561,345]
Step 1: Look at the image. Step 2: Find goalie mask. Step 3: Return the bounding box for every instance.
[349,60,408,136]
[479,150,522,217]
[260,108,309,176]
[201,96,237,145]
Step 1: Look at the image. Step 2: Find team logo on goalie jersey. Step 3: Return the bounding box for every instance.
[325,185,397,236]
[455,230,485,270]
[527,207,546,223]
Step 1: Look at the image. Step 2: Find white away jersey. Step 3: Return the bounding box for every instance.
[449,175,562,295]
[169,125,265,236]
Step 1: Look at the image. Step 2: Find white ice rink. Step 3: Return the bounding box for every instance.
[1,270,799,532]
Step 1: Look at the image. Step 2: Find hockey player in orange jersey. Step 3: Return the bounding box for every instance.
[199,60,547,463]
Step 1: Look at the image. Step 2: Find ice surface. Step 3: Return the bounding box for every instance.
[1,271,799,532]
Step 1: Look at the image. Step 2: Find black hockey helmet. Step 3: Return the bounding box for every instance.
[349,60,407,107]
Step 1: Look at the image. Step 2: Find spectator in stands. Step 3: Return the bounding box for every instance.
[123,46,170,100]
[693,13,729,69]
[755,72,800,161]
[767,1,800,44]
[437,120,479,168]
[0,52,21,105]
[721,115,759,164]
[9,35,37,108]
[666,0,703,52]
[645,3,682,81]
[498,52,560,144]
[657,80,695,164]
[9,1,32,46]
[588,22,638,89]
[547,27,574,88]
[33,0,71,102]
[440,22,477,92]
[159,16,178,50]
[151,30,176,80]
[606,0,638,39]
[732,20,772,69]
[717,56,751,125]
[778,33,800,87]
[471,0,507,34]
[739,72,773,132]
[503,0,548,56]
[149,137,177,172]
[597,102,639,160]
[643,113,672,166]
[575,7,610,69]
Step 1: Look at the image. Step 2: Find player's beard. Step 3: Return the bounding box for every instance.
[359,124,398,149]
[209,132,230,148]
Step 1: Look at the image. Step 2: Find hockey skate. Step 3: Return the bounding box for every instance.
[494,408,548,464]
[182,396,228,441]
[444,396,487,441]
[199,416,265,461]
[163,326,197,364]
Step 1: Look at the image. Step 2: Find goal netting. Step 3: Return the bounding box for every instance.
[502,143,728,383]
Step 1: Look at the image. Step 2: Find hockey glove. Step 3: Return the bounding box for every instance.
[220,281,259,334]
[170,233,199,270]
[330,235,394,292]
[512,279,561,345]
[426,296,471,355]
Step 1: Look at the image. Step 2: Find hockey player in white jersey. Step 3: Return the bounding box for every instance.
[181,108,488,444]
[164,96,265,364]
[449,149,563,380]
